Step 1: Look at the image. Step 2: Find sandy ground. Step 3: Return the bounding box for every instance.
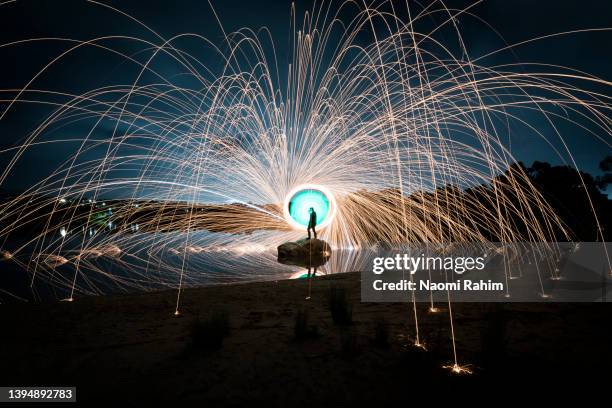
[1,271,611,406]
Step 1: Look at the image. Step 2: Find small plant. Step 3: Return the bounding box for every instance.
[329,286,352,325]
[339,327,359,356]
[294,308,319,341]
[372,318,390,349]
[191,309,230,351]
[480,303,507,370]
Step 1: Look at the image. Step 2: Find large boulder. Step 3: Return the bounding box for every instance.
[277,238,331,267]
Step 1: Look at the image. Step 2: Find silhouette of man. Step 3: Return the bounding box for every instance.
[307,207,317,239]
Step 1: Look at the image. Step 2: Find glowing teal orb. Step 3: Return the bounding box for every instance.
[287,188,331,228]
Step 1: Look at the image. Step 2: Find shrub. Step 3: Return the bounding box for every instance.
[294,308,319,341]
[329,286,353,325]
[480,303,507,369]
[372,318,390,348]
[191,309,230,350]
[340,327,358,356]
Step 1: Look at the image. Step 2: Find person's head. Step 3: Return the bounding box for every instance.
[309,207,314,214]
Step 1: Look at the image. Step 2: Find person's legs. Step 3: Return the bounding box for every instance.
[313,226,317,239]
[307,226,312,239]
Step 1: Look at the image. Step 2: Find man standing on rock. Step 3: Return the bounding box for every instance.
[307,207,317,239]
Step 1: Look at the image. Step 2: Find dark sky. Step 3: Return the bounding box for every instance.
[0,0,610,194]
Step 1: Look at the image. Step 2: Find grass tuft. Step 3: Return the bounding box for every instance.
[329,286,353,326]
[294,308,319,341]
[372,318,390,349]
[191,309,230,351]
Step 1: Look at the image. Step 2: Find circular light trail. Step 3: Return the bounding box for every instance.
[284,185,336,230]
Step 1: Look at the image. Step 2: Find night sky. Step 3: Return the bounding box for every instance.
[0,0,610,193]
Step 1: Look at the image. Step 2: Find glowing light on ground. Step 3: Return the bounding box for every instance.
[443,364,473,375]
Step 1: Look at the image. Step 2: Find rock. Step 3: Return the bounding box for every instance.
[277,238,331,267]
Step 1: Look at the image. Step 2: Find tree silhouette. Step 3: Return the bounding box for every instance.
[523,159,610,241]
